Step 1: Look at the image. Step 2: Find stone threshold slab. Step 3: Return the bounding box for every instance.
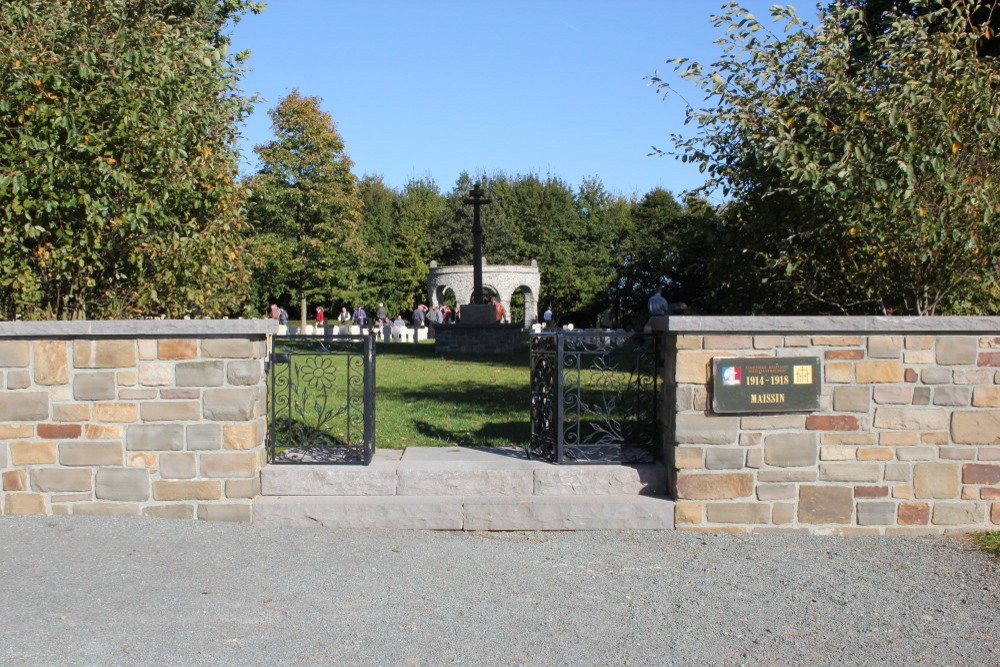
[252,495,675,531]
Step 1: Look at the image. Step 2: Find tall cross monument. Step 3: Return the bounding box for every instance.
[463,182,491,304]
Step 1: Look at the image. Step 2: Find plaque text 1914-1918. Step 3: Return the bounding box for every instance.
[711,356,821,414]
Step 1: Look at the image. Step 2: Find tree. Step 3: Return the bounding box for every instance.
[0,0,262,319]
[651,0,999,315]
[245,90,367,325]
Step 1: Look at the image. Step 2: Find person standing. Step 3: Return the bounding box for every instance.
[352,305,367,328]
[412,304,425,328]
[269,304,280,321]
[337,306,351,324]
[647,288,669,317]
[315,307,325,326]
[376,302,387,324]
[542,305,553,329]
[599,306,614,330]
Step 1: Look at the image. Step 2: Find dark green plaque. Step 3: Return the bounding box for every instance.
[712,356,820,414]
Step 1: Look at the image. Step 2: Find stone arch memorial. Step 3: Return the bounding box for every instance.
[427,259,540,328]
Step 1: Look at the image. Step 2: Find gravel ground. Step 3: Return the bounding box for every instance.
[0,517,997,666]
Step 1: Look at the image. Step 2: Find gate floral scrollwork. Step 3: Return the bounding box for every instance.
[530,331,658,464]
[268,334,376,465]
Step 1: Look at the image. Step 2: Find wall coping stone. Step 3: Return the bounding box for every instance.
[0,319,277,339]
[649,316,1000,335]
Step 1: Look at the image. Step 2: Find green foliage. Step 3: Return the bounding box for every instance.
[970,531,1000,560]
[651,0,1000,315]
[245,90,368,318]
[0,0,261,319]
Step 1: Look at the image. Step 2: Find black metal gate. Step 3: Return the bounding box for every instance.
[267,334,376,465]
[529,330,658,464]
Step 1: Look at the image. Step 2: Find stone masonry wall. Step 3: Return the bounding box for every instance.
[0,320,274,521]
[658,317,1000,535]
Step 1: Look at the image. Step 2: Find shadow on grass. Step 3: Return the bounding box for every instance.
[379,381,529,412]
[411,419,530,450]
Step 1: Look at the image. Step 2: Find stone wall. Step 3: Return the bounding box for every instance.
[434,324,526,354]
[655,316,1000,535]
[0,320,274,521]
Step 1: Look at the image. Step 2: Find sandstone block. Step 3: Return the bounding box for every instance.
[979,351,1000,366]
[674,446,704,469]
[821,446,856,461]
[160,389,199,400]
[93,402,138,423]
[906,336,935,350]
[879,432,919,446]
[758,470,817,482]
[674,501,702,524]
[0,392,49,421]
[813,336,864,346]
[921,432,949,445]
[126,424,184,451]
[118,388,156,400]
[3,469,26,491]
[95,467,149,502]
[992,502,1000,524]
[822,433,876,445]
[951,411,1000,445]
[705,448,744,470]
[856,361,904,383]
[746,448,763,469]
[37,423,81,439]
[896,502,931,526]
[226,477,261,499]
[174,360,225,387]
[158,339,198,360]
[896,447,936,461]
[904,368,919,382]
[932,502,984,525]
[52,403,90,422]
[199,451,258,479]
[826,349,864,360]
[820,463,880,482]
[884,463,911,482]
[33,341,69,385]
[962,463,1000,485]
[676,352,715,384]
[873,386,913,404]
[201,338,256,359]
[868,337,901,359]
[980,488,1000,500]
[753,336,783,349]
[143,504,195,520]
[140,401,200,422]
[30,468,93,493]
[825,363,852,383]
[935,337,978,365]
[764,433,817,467]
[0,341,29,367]
[74,340,136,369]
[922,368,952,385]
[197,503,252,522]
[73,503,141,517]
[892,486,912,499]
[705,502,770,524]
[740,433,762,446]
[741,415,804,430]
[81,425,118,442]
[59,441,123,466]
[117,369,137,386]
[771,502,795,524]
[138,340,156,360]
[833,386,870,413]
[675,413,738,445]
[675,472,753,499]
[857,448,893,462]
[0,423,33,438]
[73,373,116,400]
[159,452,197,479]
[874,408,948,430]
[126,452,158,469]
[784,336,810,347]
[955,370,994,385]
[152,480,222,501]
[11,440,57,465]
[854,485,888,498]
[981,447,1000,461]
[675,335,702,350]
[5,493,45,515]
[226,360,262,386]
[703,335,752,350]
[798,485,853,524]
[933,386,971,407]
[913,463,959,499]
[806,415,858,431]
[904,350,934,364]
[756,483,795,501]
[972,387,1000,407]
[203,388,258,421]
[186,423,222,450]
[912,387,931,405]
[7,370,32,389]
[857,501,895,525]
[139,363,174,387]
[223,421,259,450]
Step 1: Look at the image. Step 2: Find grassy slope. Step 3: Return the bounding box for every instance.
[374,342,530,449]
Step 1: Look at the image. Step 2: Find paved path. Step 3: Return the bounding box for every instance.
[1,517,997,665]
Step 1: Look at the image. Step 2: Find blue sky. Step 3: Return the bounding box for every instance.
[230,1,820,199]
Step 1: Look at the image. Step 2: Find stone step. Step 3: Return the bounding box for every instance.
[260,461,667,497]
[252,495,675,531]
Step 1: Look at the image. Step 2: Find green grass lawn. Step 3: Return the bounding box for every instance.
[374,342,531,449]
[971,531,1000,561]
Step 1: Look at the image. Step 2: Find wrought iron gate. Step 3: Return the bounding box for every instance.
[529,330,658,464]
[267,334,376,465]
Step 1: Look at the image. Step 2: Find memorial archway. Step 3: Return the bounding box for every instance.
[427,259,541,328]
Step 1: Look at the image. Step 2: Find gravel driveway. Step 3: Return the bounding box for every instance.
[1,517,997,665]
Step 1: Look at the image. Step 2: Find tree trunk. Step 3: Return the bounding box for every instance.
[300,294,307,331]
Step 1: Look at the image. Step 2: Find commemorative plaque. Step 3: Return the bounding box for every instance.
[711,356,821,414]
